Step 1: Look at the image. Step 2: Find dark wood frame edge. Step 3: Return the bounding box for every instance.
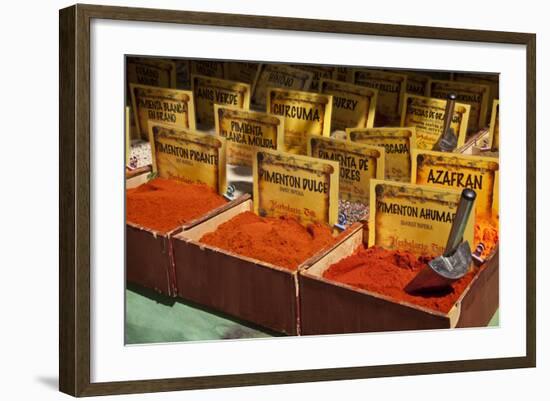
[59,3,536,397]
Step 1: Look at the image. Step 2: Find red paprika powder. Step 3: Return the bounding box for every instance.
[200,211,337,271]
[126,178,226,234]
[323,246,479,313]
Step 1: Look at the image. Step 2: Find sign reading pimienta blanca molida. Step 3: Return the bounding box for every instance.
[411,150,499,217]
[214,105,284,167]
[319,79,377,131]
[401,94,470,150]
[130,84,196,140]
[267,88,332,155]
[253,149,339,226]
[346,127,416,183]
[148,122,227,194]
[307,135,384,205]
[191,75,251,129]
[369,180,475,256]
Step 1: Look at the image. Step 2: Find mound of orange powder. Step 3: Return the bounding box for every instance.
[200,211,337,271]
[323,246,479,313]
[126,178,226,233]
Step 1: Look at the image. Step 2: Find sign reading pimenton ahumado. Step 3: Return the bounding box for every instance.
[253,149,339,227]
[214,105,284,167]
[347,127,416,183]
[130,84,196,140]
[307,136,384,205]
[148,122,227,194]
[191,75,251,130]
[369,180,475,256]
[411,150,499,217]
[401,94,470,150]
[319,79,377,131]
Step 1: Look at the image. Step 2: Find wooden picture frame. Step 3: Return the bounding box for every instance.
[59,3,536,397]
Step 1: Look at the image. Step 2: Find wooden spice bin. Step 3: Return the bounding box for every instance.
[126,173,251,297]
[172,200,363,335]
[299,242,499,335]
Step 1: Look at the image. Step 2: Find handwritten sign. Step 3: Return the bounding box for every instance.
[411,150,499,217]
[401,94,470,150]
[148,122,227,194]
[488,100,500,151]
[130,84,196,139]
[369,179,475,256]
[347,127,416,182]
[251,64,313,110]
[333,67,351,82]
[308,136,384,204]
[454,73,499,124]
[319,79,377,131]
[253,149,339,226]
[428,79,490,135]
[224,62,259,84]
[405,72,430,96]
[214,105,284,167]
[127,57,176,88]
[267,88,332,155]
[290,65,335,91]
[190,60,225,78]
[174,59,191,90]
[351,69,407,126]
[191,75,251,129]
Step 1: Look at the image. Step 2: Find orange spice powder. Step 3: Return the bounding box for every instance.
[474,214,499,258]
[126,178,226,234]
[200,211,338,271]
[323,246,480,313]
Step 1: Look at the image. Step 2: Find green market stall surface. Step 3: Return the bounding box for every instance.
[125,285,499,344]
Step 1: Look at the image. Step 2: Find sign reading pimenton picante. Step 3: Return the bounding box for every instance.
[149,122,227,194]
[253,149,339,226]
[214,105,284,167]
[307,135,384,204]
[347,127,416,183]
[130,84,196,140]
[267,88,332,155]
[369,180,475,256]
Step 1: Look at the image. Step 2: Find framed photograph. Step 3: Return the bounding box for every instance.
[59,4,536,397]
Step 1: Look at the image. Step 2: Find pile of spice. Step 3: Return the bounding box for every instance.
[338,199,369,224]
[323,246,478,313]
[474,214,499,259]
[200,211,338,270]
[126,178,226,233]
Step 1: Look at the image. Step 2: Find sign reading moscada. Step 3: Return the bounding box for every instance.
[127,57,176,88]
[428,79,490,134]
[253,149,339,226]
[307,136,384,205]
[347,127,416,182]
[191,75,251,129]
[351,69,407,126]
[214,105,284,167]
[319,79,377,131]
[411,150,499,217]
[148,123,227,194]
[401,94,470,150]
[130,84,196,140]
[267,88,332,155]
[251,64,314,110]
[369,180,475,257]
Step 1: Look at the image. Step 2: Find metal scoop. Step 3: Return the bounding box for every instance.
[434,93,458,152]
[405,188,476,293]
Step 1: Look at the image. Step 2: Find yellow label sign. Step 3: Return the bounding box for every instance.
[333,67,351,82]
[454,73,499,124]
[191,75,251,129]
[488,100,499,150]
[351,69,407,126]
[253,149,339,226]
[174,59,191,90]
[428,79,490,134]
[319,79,377,131]
[126,58,176,88]
[224,62,259,84]
[369,179,475,256]
[148,122,227,194]
[251,64,314,109]
[214,105,284,167]
[290,65,335,91]
[406,73,430,96]
[401,94,470,150]
[130,84,196,139]
[307,136,384,204]
[411,150,499,217]
[190,60,225,78]
[267,88,332,155]
[347,127,416,182]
